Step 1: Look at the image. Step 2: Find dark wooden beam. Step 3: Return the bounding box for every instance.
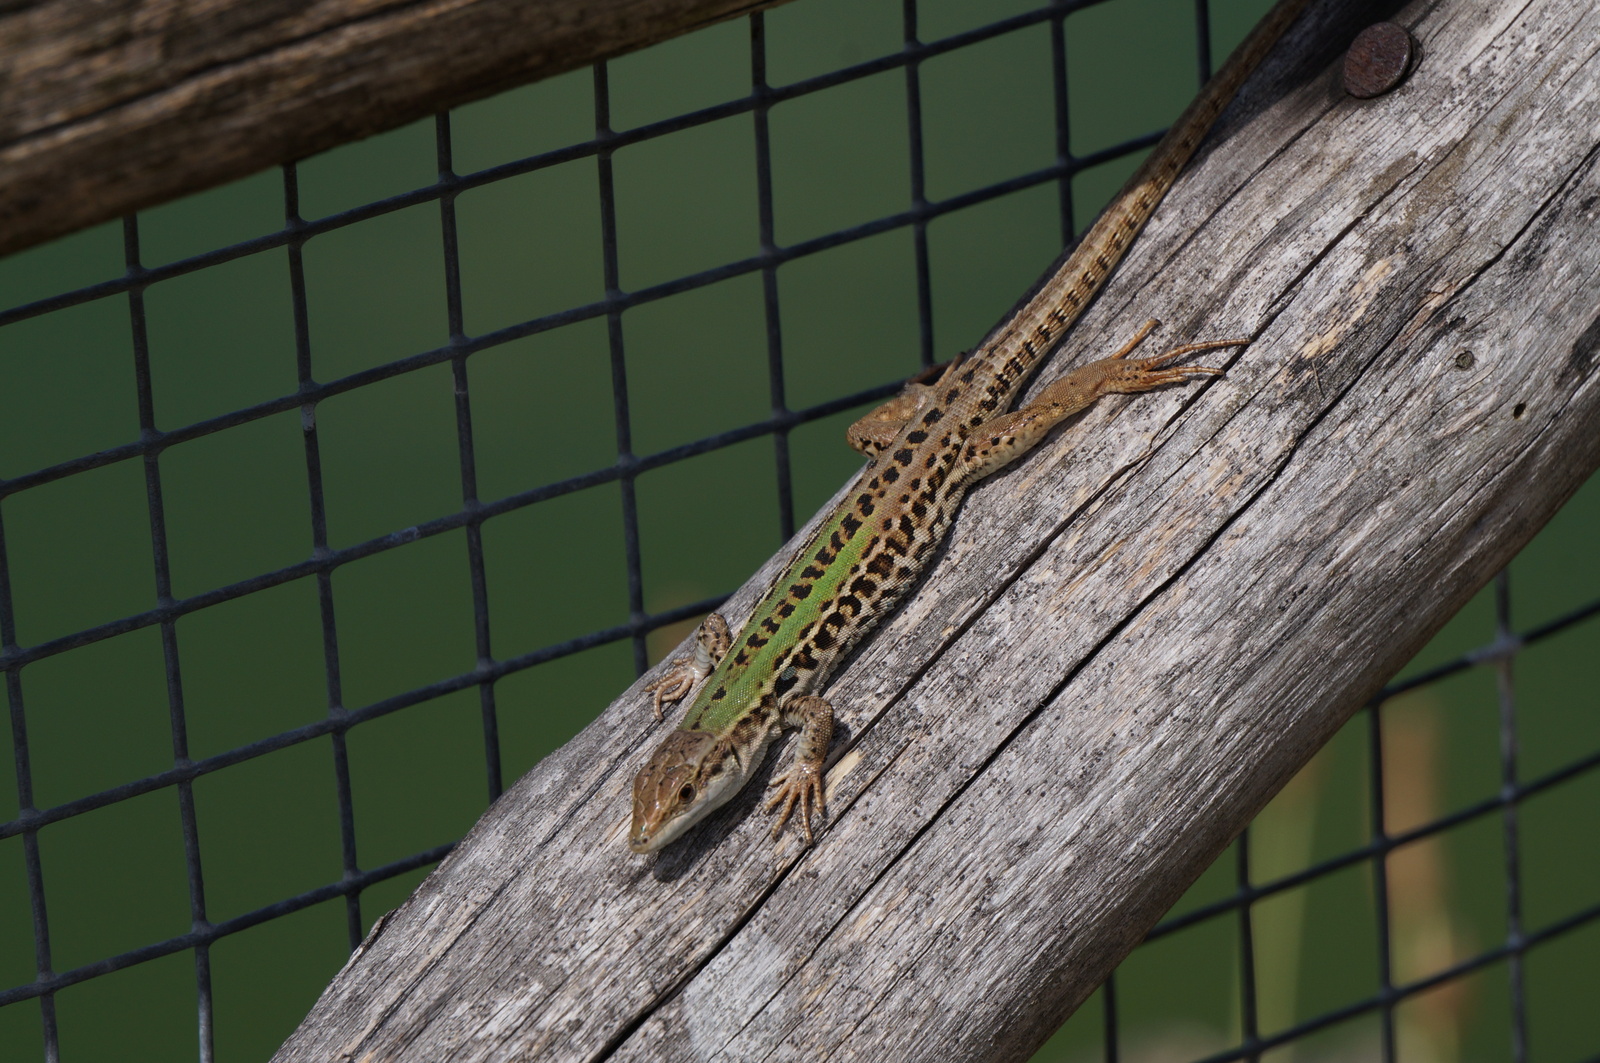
[0,0,783,258]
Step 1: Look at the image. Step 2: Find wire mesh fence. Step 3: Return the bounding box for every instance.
[1,0,1596,1060]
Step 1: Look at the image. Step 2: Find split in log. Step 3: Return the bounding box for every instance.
[269,0,1600,1059]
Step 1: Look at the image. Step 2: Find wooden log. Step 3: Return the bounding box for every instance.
[0,0,784,259]
[271,0,1600,1059]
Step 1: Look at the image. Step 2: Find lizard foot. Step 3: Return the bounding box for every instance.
[643,665,696,721]
[642,613,731,720]
[765,762,827,846]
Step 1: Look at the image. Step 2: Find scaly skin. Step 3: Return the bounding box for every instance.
[628,0,1310,853]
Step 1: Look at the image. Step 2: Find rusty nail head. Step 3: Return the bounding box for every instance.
[1344,22,1416,99]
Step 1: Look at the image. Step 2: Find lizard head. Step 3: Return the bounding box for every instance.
[629,731,740,853]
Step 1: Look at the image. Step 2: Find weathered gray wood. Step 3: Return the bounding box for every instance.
[272,0,1600,1059]
[0,0,785,259]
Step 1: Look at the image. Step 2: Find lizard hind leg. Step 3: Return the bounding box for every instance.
[643,613,731,720]
[846,383,931,456]
[957,326,1247,482]
[845,351,971,456]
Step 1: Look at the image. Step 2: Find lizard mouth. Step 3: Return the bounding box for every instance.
[628,817,673,853]
[629,807,704,853]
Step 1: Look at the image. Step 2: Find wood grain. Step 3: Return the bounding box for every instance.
[0,0,784,258]
[270,0,1600,1059]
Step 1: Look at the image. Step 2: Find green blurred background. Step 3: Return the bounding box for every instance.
[1,0,1595,1059]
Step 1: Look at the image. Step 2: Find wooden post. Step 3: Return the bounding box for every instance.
[0,0,785,258]
[269,0,1600,1059]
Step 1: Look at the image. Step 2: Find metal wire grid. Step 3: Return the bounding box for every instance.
[1120,573,1600,1063]
[0,1,1594,1060]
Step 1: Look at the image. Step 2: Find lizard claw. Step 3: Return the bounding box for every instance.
[765,763,826,846]
[643,665,694,721]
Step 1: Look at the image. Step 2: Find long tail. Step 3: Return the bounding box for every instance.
[973,0,1312,405]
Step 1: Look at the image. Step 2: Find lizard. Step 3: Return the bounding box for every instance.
[628,0,1310,854]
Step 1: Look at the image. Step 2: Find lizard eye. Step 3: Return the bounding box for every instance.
[678,784,696,803]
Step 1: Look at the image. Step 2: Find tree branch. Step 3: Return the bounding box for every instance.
[269,0,1600,1058]
[0,0,784,257]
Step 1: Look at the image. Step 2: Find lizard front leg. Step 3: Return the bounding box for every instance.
[764,694,833,845]
[643,613,731,720]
